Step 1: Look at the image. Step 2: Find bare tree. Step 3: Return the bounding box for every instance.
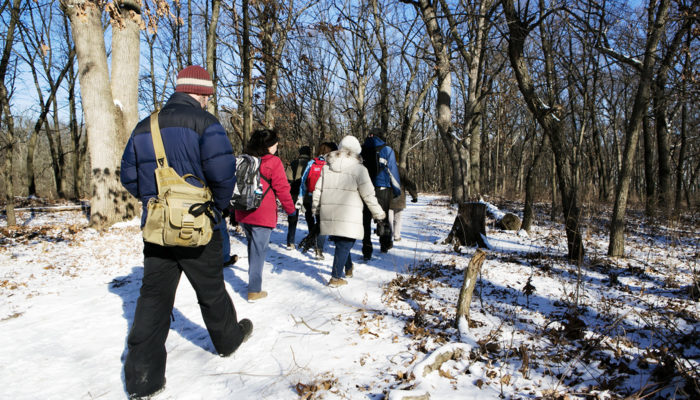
[206,0,221,117]
[602,0,694,256]
[19,0,75,198]
[502,0,585,262]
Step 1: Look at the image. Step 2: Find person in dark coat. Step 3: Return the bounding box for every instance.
[120,65,252,399]
[285,146,311,249]
[388,167,418,242]
[297,141,337,259]
[360,128,401,259]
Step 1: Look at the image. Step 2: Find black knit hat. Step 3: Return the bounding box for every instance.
[299,146,311,156]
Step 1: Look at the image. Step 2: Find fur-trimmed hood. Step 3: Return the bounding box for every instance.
[325,149,362,172]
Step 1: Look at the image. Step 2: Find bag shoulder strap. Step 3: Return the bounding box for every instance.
[149,112,168,168]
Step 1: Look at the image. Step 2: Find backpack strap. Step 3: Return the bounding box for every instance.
[149,112,169,168]
[260,174,272,200]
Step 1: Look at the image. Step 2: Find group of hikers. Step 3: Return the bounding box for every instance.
[118,65,416,399]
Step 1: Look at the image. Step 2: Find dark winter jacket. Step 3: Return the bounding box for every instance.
[361,136,401,197]
[120,92,236,226]
[285,154,311,200]
[390,167,418,211]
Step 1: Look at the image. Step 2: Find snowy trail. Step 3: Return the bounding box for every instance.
[0,197,452,399]
[3,196,696,399]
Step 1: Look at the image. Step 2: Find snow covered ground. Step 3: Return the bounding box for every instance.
[0,195,698,399]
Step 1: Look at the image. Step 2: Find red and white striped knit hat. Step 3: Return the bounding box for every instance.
[175,66,214,96]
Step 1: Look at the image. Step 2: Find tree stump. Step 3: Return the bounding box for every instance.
[445,202,487,248]
[455,249,487,327]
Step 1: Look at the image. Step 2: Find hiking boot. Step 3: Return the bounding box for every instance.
[345,267,353,278]
[394,237,401,242]
[286,243,296,250]
[128,380,166,399]
[220,319,254,357]
[328,277,348,287]
[247,291,268,302]
[239,318,253,344]
[223,254,238,267]
[314,248,325,260]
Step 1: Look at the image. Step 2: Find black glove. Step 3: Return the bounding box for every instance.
[411,197,418,203]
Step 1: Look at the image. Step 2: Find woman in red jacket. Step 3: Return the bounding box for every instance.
[235,129,296,301]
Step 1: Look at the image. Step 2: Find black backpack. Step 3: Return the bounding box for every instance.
[361,142,386,182]
[230,155,271,211]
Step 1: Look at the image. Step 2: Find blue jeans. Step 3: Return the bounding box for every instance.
[241,223,272,293]
[216,220,231,264]
[330,236,355,279]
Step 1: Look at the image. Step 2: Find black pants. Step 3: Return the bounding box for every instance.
[286,193,299,246]
[362,187,393,259]
[124,233,244,396]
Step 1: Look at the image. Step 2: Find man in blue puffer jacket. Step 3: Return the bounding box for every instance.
[120,66,252,399]
[360,128,401,260]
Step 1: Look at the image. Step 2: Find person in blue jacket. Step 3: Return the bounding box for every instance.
[360,128,401,259]
[119,66,252,399]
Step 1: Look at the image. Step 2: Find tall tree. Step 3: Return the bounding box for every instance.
[61,0,143,228]
[601,0,692,256]
[502,0,585,262]
[206,0,221,117]
[401,0,467,203]
[0,0,21,226]
[440,0,499,197]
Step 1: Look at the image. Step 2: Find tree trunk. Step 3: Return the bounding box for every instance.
[63,1,134,228]
[609,0,671,257]
[455,249,486,326]
[26,130,37,196]
[372,0,389,134]
[642,113,656,215]
[206,0,221,118]
[522,134,547,232]
[111,5,141,144]
[675,30,692,211]
[242,0,252,141]
[0,0,20,226]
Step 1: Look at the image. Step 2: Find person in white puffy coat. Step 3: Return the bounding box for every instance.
[312,135,386,286]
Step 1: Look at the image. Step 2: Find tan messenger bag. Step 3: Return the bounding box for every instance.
[142,112,215,247]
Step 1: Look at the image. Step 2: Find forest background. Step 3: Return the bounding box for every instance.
[0,0,698,259]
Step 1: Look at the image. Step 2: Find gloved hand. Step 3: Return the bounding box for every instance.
[411,197,418,203]
[288,210,297,217]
